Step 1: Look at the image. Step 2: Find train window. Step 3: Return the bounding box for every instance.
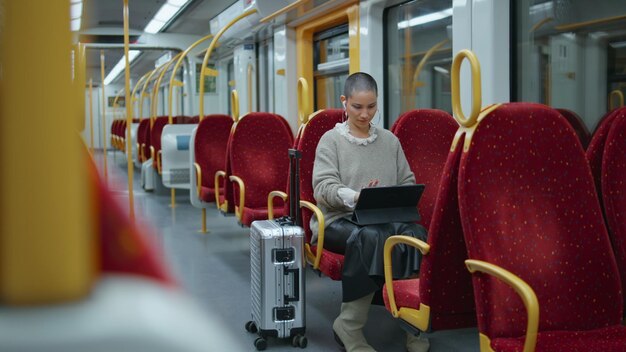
[515,0,626,128]
[384,0,453,127]
[313,24,350,110]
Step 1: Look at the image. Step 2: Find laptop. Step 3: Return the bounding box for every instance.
[347,184,425,226]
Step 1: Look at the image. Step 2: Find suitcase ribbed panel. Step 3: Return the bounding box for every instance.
[250,225,263,325]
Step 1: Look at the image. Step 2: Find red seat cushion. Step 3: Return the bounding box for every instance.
[383,278,420,311]
[587,109,621,195]
[242,206,286,227]
[310,245,344,280]
[491,325,626,352]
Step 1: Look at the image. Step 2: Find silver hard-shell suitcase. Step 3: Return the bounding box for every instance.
[246,149,307,350]
[247,219,306,350]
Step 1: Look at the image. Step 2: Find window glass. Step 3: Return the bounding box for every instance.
[516,0,626,129]
[384,0,453,127]
[314,24,349,110]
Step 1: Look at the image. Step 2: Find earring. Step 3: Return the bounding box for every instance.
[371,110,381,126]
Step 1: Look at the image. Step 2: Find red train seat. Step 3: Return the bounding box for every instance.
[600,108,626,311]
[383,111,476,332]
[228,113,293,226]
[193,114,233,203]
[460,103,626,351]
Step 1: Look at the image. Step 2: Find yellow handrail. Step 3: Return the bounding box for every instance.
[451,49,482,128]
[1,0,93,304]
[100,50,108,182]
[89,78,95,154]
[297,77,311,125]
[465,259,539,352]
[130,71,151,120]
[199,8,258,120]
[247,63,253,113]
[412,39,449,90]
[259,0,309,23]
[609,90,624,110]
[268,191,288,220]
[150,52,184,125]
[123,0,135,221]
[229,175,246,222]
[167,34,214,122]
[231,89,240,122]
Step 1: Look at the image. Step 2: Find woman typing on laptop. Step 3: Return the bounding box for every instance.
[311,72,429,352]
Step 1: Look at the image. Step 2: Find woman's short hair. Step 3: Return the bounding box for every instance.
[343,72,378,98]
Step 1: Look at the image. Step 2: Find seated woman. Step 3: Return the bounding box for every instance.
[311,72,429,352]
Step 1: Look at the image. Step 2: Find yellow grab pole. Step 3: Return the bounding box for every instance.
[100,50,108,181]
[150,53,184,209]
[0,0,93,304]
[89,78,95,153]
[199,9,258,120]
[247,63,253,112]
[123,0,135,221]
[167,34,213,121]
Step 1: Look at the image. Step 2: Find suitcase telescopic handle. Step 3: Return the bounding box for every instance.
[284,267,300,303]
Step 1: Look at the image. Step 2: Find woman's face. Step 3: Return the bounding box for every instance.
[341,90,378,130]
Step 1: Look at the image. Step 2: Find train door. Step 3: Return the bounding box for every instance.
[313,24,350,110]
[383,0,454,127]
[258,39,274,113]
[296,4,360,118]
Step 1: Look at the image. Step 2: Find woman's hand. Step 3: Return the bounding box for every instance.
[354,179,380,202]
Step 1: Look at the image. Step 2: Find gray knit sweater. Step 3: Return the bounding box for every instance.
[310,123,415,244]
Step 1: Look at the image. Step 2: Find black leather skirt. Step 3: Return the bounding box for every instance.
[325,218,427,302]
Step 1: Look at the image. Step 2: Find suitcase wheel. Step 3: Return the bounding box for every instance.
[254,337,267,351]
[245,321,258,333]
[292,334,307,349]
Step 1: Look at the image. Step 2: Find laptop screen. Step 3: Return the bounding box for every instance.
[351,184,425,225]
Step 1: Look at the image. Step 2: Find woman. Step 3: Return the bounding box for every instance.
[311,72,429,352]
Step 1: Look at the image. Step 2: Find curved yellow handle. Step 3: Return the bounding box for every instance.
[384,236,430,318]
[297,77,311,125]
[199,8,258,120]
[193,162,202,197]
[268,190,288,220]
[231,89,240,122]
[229,175,245,222]
[609,90,624,110]
[214,170,226,209]
[157,150,162,175]
[465,259,539,352]
[451,49,482,128]
[412,39,450,90]
[300,200,325,270]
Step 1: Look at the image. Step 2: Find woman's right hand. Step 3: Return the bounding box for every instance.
[355,179,380,202]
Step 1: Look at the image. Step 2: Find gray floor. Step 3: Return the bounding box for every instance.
[101,151,480,351]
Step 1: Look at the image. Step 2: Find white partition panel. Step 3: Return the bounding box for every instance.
[161,124,197,190]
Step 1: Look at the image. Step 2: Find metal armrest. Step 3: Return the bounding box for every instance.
[139,143,145,161]
[193,163,202,197]
[229,175,245,222]
[465,259,539,352]
[267,191,288,220]
[299,200,324,270]
[383,235,430,330]
[150,146,155,161]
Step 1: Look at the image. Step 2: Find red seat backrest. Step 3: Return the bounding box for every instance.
[600,108,626,310]
[150,117,169,154]
[229,113,293,212]
[298,109,344,244]
[194,114,233,193]
[556,108,591,149]
[459,103,621,338]
[393,109,458,229]
[136,119,151,159]
[587,108,623,201]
